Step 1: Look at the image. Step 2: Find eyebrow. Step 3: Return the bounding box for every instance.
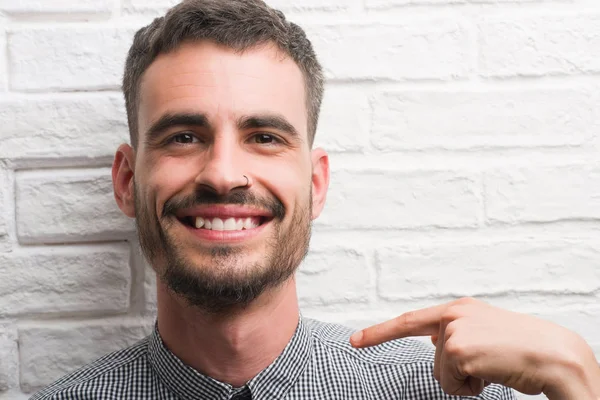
[237,114,299,138]
[144,112,211,143]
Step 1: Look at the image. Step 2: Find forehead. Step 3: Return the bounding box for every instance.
[137,41,308,140]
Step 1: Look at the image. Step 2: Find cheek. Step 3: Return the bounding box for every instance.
[142,157,199,213]
[256,154,312,211]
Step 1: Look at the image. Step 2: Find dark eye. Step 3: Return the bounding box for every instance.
[253,134,277,144]
[172,133,198,144]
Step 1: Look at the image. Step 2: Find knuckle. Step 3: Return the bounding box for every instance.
[444,320,459,337]
[444,337,467,359]
[396,311,418,328]
[458,296,478,306]
[441,307,462,324]
[456,357,475,378]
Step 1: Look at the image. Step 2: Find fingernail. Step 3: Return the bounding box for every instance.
[350,331,363,345]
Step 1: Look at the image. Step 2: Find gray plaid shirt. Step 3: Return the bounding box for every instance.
[31,318,516,399]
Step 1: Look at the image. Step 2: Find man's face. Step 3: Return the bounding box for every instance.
[116,41,328,313]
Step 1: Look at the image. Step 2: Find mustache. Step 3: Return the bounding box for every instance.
[162,188,285,220]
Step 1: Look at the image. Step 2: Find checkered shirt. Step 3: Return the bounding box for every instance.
[30,317,517,399]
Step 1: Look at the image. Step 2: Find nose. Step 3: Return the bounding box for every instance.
[194,134,250,195]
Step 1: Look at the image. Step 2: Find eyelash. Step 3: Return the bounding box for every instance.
[252,133,284,146]
[167,133,199,145]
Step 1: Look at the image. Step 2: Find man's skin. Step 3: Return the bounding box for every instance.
[112,40,600,398]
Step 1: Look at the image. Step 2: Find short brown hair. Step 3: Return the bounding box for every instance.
[123,0,324,148]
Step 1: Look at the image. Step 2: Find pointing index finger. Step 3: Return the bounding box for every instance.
[350,303,448,348]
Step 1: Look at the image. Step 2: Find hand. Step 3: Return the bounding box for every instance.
[349,298,600,399]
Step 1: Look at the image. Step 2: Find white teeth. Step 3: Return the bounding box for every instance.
[190,216,262,230]
[211,218,224,231]
[223,218,236,231]
[243,217,258,229]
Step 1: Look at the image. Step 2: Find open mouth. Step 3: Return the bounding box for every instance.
[178,216,272,231]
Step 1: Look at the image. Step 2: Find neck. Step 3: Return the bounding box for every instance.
[155,277,300,388]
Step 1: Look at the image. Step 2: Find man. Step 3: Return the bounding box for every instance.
[31,0,600,399]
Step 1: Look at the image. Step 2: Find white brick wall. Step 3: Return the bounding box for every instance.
[305,21,471,80]
[0,94,129,163]
[0,0,114,15]
[0,244,131,316]
[0,1,599,399]
[16,168,134,243]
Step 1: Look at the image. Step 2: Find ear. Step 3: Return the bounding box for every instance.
[310,147,329,220]
[112,143,136,218]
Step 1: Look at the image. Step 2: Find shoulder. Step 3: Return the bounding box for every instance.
[304,318,435,366]
[29,336,150,400]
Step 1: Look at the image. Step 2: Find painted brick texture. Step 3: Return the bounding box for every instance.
[0,1,599,400]
[0,244,131,316]
[16,168,134,243]
[0,94,129,163]
[305,21,471,81]
[0,0,113,15]
[9,27,135,91]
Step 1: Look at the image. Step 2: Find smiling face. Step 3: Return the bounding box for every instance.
[112,41,329,313]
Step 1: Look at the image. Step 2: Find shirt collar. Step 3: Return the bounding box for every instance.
[148,316,312,400]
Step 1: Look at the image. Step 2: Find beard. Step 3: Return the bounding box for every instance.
[134,182,312,314]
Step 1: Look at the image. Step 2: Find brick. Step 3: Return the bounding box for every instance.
[314,85,370,152]
[266,0,352,10]
[377,240,600,300]
[0,243,131,316]
[0,27,6,92]
[0,236,8,254]
[124,0,351,14]
[145,267,157,314]
[0,95,128,162]
[9,27,135,91]
[479,15,600,77]
[304,21,470,81]
[317,169,481,229]
[130,239,157,315]
[122,0,178,13]
[0,391,30,400]
[297,248,370,306]
[0,0,112,14]
[0,169,9,246]
[366,0,547,7]
[16,168,134,243]
[20,319,153,392]
[371,88,599,150]
[135,247,157,314]
[484,166,600,223]
[0,327,18,392]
